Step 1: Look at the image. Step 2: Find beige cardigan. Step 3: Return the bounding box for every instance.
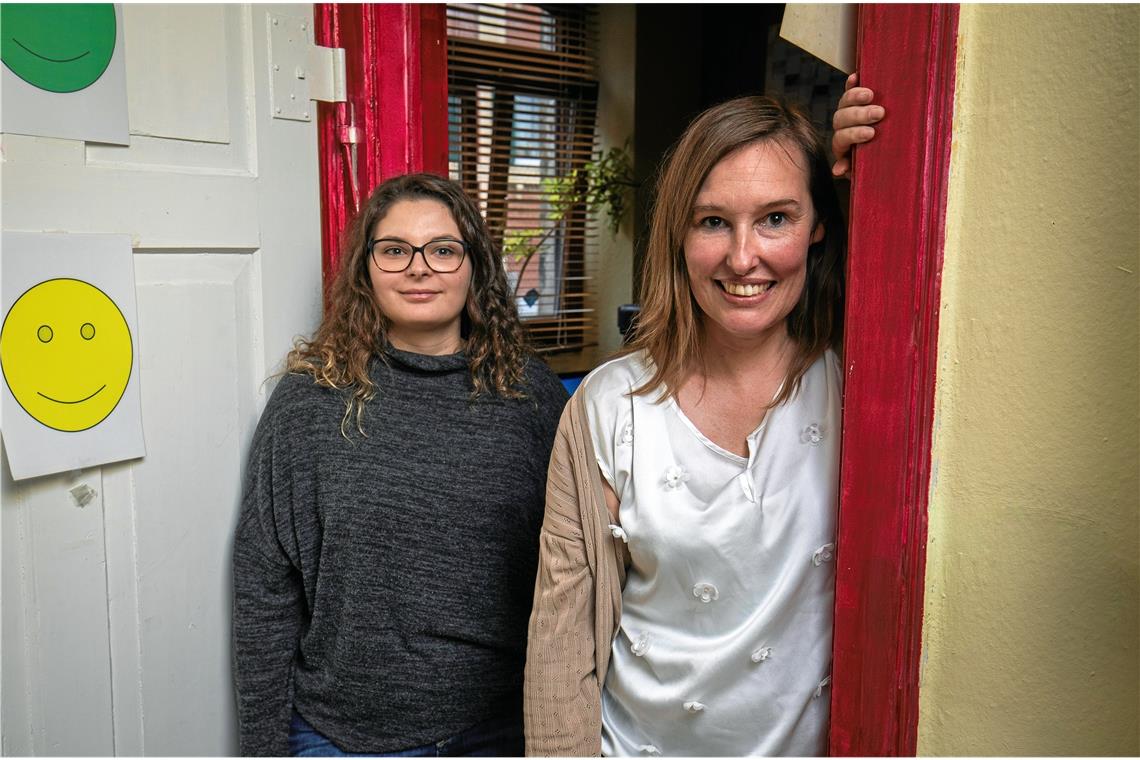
[523,391,629,757]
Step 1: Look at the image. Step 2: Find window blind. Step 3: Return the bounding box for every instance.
[447,3,600,353]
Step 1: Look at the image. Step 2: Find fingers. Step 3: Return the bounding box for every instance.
[831,125,877,176]
[833,102,885,132]
[830,72,885,177]
[833,71,883,130]
[833,125,878,149]
[836,84,874,109]
[836,87,873,113]
[832,120,878,155]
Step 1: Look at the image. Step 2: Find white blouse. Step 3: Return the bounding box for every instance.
[579,349,841,757]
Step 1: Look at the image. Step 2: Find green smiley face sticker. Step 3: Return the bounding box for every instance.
[1,4,116,94]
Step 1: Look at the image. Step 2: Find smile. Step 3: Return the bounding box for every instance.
[37,385,106,405]
[719,281,774,297]
[12,38,91,63]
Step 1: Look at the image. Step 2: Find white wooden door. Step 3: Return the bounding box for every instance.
[1,5,322,754]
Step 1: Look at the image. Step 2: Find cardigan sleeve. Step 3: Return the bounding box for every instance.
[524,397,610,757]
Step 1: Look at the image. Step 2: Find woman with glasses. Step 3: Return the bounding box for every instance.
[523,81,879,756]
[232,173,568,756]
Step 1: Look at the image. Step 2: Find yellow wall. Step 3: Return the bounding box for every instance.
[919,5,1139,755]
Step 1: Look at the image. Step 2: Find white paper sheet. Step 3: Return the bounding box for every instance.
[1,232,145,480]
[780,4,857,75]
[1,4,129,144]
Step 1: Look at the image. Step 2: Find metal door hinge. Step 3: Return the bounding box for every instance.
[268,12,346,122]
[308,45,347,104]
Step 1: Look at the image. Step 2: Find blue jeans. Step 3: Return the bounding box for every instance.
[287,710,525,757]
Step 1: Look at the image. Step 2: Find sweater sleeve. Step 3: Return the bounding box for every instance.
[526,357,571,449]
[523,398,606,757]
[232,383,307,756]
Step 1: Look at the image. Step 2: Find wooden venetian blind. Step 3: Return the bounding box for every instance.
[446,3,600,353]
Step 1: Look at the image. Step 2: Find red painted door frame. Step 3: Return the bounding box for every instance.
[311,2,960,755]
[313,3,448,289]
[830,4,959,756]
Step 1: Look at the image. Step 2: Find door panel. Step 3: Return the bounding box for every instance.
[1,4,321,755]
[128,254,261,755]
[120,5,234,145]
[1,462,115,756]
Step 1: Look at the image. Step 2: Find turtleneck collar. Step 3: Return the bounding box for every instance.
[381,344,469,373]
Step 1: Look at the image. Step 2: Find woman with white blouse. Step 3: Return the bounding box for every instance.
[523,93,853,756]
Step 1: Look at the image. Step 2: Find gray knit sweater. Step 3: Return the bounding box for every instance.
[232,347,568,755]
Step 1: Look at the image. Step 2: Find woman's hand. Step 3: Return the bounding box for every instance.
[831,72,885,178]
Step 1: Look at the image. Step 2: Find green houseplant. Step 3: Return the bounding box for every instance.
[503,142,635,299]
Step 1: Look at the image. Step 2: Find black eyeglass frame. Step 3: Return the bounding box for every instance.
[365,237,469,273]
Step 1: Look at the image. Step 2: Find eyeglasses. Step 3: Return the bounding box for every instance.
[366,237,468,273]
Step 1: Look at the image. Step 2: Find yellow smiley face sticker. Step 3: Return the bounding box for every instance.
[1,278,133,432]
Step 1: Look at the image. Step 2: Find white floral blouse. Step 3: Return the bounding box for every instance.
[579,349,842,757]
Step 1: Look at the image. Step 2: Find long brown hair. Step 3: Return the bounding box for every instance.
[286,173,530,433]
[630,96,845,405]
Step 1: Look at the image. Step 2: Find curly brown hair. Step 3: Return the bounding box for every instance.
[286,173,531,433]
[630,96,846,406]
